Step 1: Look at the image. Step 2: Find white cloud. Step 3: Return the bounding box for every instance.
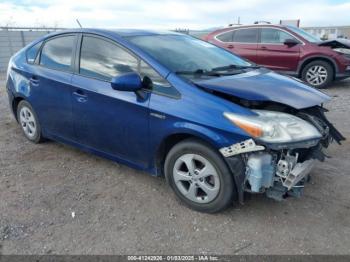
[0,0,349,29]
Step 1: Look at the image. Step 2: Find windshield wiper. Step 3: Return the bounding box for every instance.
[211,64,261,71]
[175,64,260,76]
[175,68,244,77]
[175,69,207,75]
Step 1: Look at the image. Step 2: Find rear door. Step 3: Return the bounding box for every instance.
[256,28,301,72]
[32,34,77,139]
[213,28,258,63]
[212,30,234,50]
[230,28,259,63]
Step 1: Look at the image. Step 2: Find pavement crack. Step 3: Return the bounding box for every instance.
[233,242,253,254]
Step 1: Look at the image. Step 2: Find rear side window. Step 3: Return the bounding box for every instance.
[261,28,298,44]
[233,29,258,43]
[79,36,138,81]
[216,31,234,42]
[40,35,75,71]
[26,42,42,64]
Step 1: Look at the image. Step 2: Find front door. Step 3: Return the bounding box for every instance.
[256,28,301,72]
[71,35,150,167]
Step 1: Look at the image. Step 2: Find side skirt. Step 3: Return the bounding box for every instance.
[42,131,158,176]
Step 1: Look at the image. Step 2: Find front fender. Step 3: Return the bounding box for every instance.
[169,121,248,149]
[150,117,251,163]
[148,119,251,176]
[298,54,339,74]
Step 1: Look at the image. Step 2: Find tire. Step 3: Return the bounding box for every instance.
[164,138,237,213]
[301,60,334,89]
[17,100,44,143]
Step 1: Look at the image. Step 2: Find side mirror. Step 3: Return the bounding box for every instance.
[111,72,142,92]
[284,38,299,46]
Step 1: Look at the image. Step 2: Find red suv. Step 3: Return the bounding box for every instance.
[204,25,350,88]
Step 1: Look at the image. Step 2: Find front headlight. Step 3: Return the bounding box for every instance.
[224,110,322,143]
[334,48,350,55]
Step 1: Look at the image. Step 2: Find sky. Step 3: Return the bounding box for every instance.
[0,0,350,29]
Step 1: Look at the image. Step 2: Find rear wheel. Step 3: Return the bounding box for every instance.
[301,60,333,89]
[164,139,237,213]
[17,100,44,143]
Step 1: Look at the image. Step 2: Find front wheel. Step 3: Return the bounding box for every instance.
[164,139,237,213]
[301,60,334,89]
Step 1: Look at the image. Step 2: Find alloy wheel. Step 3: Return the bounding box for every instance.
[305,65,328,86]
[19,106,37,139]
[173,153,220,204]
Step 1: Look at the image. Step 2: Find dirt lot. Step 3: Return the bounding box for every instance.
[0,77,349,255]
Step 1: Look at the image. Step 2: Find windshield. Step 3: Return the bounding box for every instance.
[286,26,320,43]
[126,34,251,73]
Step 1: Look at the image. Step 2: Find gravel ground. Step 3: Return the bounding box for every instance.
[0,77,349,255]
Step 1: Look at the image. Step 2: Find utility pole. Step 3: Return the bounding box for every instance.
[76,19,82,28]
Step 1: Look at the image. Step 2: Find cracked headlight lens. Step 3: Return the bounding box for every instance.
[224,110,322,143]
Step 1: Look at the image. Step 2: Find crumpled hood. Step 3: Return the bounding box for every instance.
[194,69,330,109]
[318,39,350,48]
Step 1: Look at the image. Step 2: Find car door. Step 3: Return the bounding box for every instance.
[31,34,77,140]
[256,28,301,72]
[71,34,150,167]
[213,28,258,63]
[211,30,234,49]
[230,28,259,63]
[229,28,258,63]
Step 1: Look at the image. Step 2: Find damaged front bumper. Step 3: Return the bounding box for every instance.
[221,107,345,203]
[222,139,320,203]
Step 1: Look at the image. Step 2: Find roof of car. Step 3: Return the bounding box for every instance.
[212,24,292,34]
[228,24,288,29]
[46,28,182,38]
[111,29,183,37]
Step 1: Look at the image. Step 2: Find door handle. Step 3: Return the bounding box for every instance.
[261,46,268,50]
[73,90,88,102]
[227,44,234,49]
[29,76,39,86]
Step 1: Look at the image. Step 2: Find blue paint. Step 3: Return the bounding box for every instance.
[194,68,330,109]
[6,29,330,176]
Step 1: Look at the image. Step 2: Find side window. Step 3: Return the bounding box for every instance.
[216,31,234,42]
[139,61,178,97]
[233,29,258,43]
[140,61,170,87]
[26,41,42,64]
[79,36,138,81]
[261,28,298,44]
[40,35,75,71]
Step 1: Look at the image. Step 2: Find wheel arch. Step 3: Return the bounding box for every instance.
[11,96,26,121]
[298,56,337,80]
[154,131,226,177]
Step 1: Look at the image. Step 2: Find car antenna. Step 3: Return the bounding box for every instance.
[76,19,83,28]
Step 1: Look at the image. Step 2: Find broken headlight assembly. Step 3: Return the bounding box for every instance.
[334,48,350,55]
[224,110,322,144]
[222,108,345,203]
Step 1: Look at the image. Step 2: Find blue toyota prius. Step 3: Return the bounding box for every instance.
[6,29,345,213]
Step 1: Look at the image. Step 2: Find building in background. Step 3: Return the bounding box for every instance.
[303,26,350,40]
[280,19,300,27]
